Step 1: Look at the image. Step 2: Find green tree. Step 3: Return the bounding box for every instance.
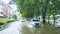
[13,0,41,18]
[13,0,60,24]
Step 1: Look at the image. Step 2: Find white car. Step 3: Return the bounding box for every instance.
[55,22,60,28]
[31,19,41,27]
[55,18,60,28]
[20,19,26,22]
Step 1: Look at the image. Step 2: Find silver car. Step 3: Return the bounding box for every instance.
[31,19,41,27]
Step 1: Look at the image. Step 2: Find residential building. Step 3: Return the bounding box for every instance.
[0,0,4,17]
[0,0,18,19]
[2,1,11,18]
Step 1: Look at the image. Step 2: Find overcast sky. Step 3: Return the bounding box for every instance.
[2,0,17,11]
[2,0,11,4]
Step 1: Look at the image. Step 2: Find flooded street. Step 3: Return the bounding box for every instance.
[0,20,60,34]
[0,0,60,34]
[21,21,41,34]
[21,20,60,34]
[0,20,22,34]
[0,20,41,34]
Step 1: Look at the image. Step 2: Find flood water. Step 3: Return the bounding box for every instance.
[21,21,41,34]
[21,25,41,34]
[0,20,60,34]
[21,21,60,34]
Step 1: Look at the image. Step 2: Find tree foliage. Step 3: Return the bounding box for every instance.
[13,0,40,18]
[13,0,60,23]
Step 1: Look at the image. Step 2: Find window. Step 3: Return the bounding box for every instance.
[0,11,3,14]
[0,1,2,5]
[33,20,39,21]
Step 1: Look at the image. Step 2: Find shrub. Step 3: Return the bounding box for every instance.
[0,18,8,25]
[12,14,17,19]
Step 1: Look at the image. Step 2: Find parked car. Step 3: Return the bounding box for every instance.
[31,18,41,27]
[55,22,60,28]
[0,25,5,31]
[20,18,26,22]
[21,20,26,22]
[55,18,60,28]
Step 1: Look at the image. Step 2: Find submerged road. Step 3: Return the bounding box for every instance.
[0,20,22,34]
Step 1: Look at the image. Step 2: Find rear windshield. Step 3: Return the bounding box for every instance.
[33,20,39,21]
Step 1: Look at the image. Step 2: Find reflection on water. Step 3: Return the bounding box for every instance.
[21,22,60,34]
[21,25,41,34]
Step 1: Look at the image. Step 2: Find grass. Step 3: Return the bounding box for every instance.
[21,23,60,34]
[39,24,60,34]
[21,25,34,34]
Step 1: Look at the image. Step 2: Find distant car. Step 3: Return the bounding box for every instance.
[21,20,25,22]
[20,19,26,22]
[31,18,41,27]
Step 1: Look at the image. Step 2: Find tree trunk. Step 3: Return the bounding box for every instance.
[53,13,55,27]
[42,0,50,23]
[48,15,50,24]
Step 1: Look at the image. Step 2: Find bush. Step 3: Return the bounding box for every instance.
[7,19,16,23]
[0,23,4,25]
[12,14,17,19]
[0,18,16,25]
[0,18,8,25]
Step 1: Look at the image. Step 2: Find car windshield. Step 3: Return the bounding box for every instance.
[33,20,39,21]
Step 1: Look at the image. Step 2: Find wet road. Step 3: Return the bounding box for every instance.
[0,19,59,34]
[0,20,22,34]
[21,21,41,34]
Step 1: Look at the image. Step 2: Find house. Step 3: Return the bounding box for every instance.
[0,0,4,17]
[0,0,19,19]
